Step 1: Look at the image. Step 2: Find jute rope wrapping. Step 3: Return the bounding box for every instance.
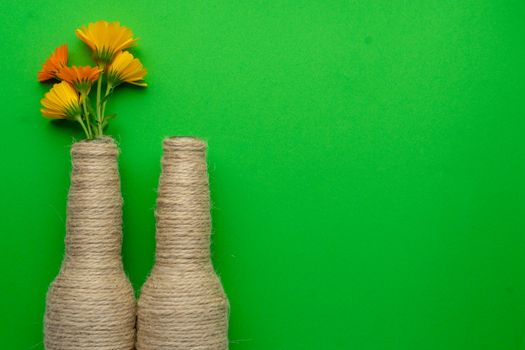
[44,137,136,350]
[137,137,229,349]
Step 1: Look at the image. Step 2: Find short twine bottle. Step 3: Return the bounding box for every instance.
[44,138,136,350]
[137,137,229,349]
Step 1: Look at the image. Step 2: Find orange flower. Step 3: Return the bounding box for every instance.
[57,66,102,96]
[38,45,68,82]
[76,21,137,64]
[107,51,147,87]
[40,82,81,120]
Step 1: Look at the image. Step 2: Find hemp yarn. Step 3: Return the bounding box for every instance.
[137,137,229,349]
[44,137,136,350]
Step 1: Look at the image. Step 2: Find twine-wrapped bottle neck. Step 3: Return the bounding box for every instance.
[65,138,123,267]
[155,137,212,265]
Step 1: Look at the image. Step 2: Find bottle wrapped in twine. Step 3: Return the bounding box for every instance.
[44,137,136,350]
[137,137,229,349]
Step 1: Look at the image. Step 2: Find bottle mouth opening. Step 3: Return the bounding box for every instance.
[71,136,118,156]
[77,136,115,144]
[164,136,206,151]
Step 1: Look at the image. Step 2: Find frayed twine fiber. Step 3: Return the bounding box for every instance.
[44,137,136,350]
[137,137,229,350]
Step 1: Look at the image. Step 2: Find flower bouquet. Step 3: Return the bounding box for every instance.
[39,21,147,139]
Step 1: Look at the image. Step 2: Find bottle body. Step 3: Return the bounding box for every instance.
[44,138,136,350]
[137,137,229,350]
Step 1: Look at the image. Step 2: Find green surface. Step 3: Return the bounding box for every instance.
[1,1,525,349]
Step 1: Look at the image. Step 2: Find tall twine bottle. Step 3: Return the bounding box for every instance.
[44,138,136,350]
[137,137,229,349]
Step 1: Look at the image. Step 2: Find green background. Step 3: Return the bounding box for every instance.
[1,1,524,349]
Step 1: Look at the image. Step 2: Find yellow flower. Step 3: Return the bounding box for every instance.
[107,51,147,87]
[57,66,102,96]
[40,81,81,120]
[76,21,137,65]
[38,45,68,82]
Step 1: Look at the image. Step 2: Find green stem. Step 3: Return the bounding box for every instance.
[81,97,92,139]
[76,115,90,140]
[101,83,112,121]
[96,67,104,136]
